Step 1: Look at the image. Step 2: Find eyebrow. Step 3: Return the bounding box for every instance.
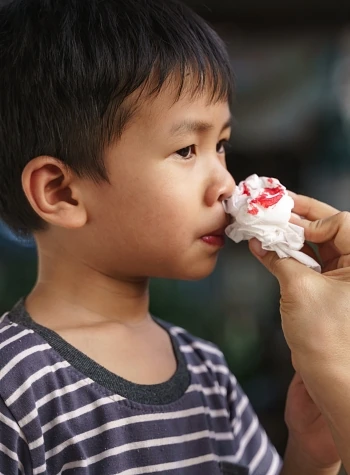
[170,116,232,136]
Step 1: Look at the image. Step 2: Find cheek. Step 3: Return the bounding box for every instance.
[119,169,197,227]
[127,188,194,241]
[88,155,204,254]
[83,178,216,280]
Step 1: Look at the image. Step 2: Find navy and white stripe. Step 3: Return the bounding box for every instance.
[0,303,282,474]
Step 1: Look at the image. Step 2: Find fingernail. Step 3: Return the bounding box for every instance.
[290,212,302,222]
[250,238,268,257]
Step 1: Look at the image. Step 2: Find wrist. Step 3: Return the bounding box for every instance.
[283,435,341,475]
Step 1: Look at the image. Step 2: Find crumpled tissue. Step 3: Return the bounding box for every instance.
[223,174,321,272]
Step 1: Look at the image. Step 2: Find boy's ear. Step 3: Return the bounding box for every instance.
[22,156,88,229]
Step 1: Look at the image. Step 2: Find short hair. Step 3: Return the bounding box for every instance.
[0,0,234,235]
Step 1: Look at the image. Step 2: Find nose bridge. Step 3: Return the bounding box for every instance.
[215,157,235,200]
[205,155,235,206]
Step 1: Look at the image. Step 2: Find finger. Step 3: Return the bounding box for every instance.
[323,266,350,280]
[289,213,310,227]
[249,238,315,287]
[335,254,350,269]
[323,254,350,273]
[290,371,303,387]
[290,214,335,264]
[298,212,350,255]
[288,192,339,221]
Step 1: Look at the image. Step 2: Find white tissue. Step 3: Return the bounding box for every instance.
[223,174,321,272]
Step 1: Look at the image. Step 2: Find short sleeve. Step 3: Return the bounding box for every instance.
[0,396,32,475]
[226,372,282,475]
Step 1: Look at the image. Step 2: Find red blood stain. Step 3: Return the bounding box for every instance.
[247,185,284,215]
[242,183,250,195]
[248,205,259,215]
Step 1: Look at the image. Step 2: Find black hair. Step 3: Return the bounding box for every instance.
[0,0,234,235]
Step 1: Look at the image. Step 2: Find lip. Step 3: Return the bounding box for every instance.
[200,226,227,247]
[201,235,225,247]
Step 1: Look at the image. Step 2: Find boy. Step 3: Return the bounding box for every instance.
[0,0,341,474]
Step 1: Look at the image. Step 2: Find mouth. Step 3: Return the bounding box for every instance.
[200,226,227,248]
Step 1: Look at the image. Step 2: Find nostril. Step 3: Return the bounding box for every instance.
[219,190,234,203]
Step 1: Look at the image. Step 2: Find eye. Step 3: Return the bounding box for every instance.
[217,139,230,154]
[175,144,196,159]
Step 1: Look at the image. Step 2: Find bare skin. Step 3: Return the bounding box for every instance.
[26,284,176,384]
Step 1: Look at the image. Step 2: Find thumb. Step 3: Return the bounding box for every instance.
[248,238,312,286]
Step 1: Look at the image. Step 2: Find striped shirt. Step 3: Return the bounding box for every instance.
[0,300,282,475]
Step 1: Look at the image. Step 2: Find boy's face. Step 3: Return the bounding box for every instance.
[80,86,235,280]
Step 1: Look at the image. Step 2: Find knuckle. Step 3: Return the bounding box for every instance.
[338,211,350,227]
[335,212,350,243]
[311,218,323,231]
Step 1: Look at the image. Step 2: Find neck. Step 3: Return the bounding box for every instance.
[26,240,150,331]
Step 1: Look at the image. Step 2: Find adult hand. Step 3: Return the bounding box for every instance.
[249,193,350,375]
[283,372,340,473]
[249,193,350,471]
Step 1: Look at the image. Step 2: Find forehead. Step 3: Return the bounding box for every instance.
[131,82,231,133]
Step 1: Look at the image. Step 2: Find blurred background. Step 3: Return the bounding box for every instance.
[1,0,350,470]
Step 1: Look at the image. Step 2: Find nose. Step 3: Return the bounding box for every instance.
[204,161,236,207]
[218,170,236,202]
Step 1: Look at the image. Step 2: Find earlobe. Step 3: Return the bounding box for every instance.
[22,156,87,229]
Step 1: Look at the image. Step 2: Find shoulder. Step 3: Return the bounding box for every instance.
[0,310,50,362]
[0,309,54,401]
[0,310,47,362]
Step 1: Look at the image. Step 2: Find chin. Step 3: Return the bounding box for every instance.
[176,257,218,281]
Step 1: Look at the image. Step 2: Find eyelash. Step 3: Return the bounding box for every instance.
[175,140,230,160]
